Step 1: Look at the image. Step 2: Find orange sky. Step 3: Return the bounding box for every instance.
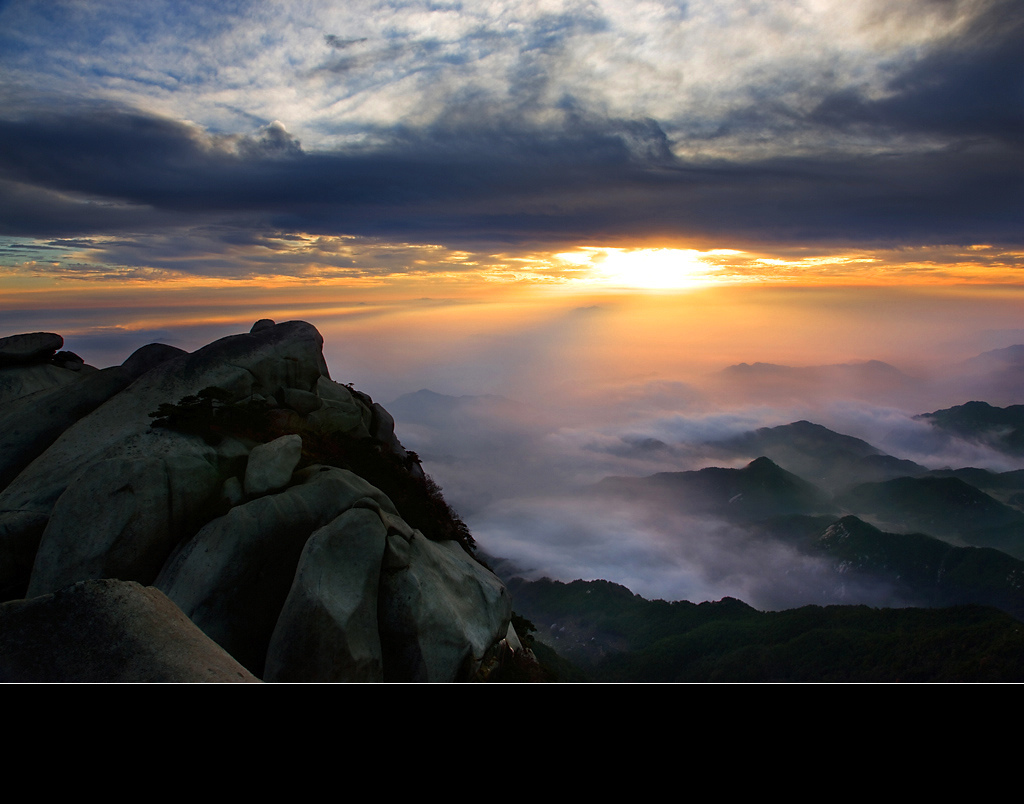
[5,248,1024,407]
[5,238,1024,290]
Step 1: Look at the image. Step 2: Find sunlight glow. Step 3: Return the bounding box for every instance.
[556,247,719,289]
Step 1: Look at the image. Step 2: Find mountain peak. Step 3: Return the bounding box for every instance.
[746,456,782,472]
[0,321,515,683]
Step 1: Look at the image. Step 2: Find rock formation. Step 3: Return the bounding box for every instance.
[0,320,513,682]
[0,579,259,683]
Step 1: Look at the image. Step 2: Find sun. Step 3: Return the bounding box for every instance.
[556,247,716,289]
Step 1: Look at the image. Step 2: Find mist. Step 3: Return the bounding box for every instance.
[360,286,1024,607]
[5,281,1024,608]
[390,381,1024,608]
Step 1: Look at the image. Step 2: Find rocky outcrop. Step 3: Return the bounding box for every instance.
[0,343,187,494]
[26,450,223,597]
[0,320,513,682]
[0,332,65,367]
[377,522,511,682]
[0,579,259,682]
[244,434,303,497]
[0,332,95,405]
[264,507,390,682]
[155,465,401,675]
[0,320,329,599]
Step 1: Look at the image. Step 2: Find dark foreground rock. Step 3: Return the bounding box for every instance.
[0,332,65,366]
[0,579,258,683]
[0,321,514,682]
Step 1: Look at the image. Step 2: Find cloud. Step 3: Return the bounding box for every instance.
[2,0,1012,150]
[377,345,1024,608]
[811,0,1024,146]
[324,34,368,50]
[472,493,914,610]
[1,102,1021,263]
[1,0,1022,278]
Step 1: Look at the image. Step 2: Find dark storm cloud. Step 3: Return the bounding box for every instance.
[0,177,185,239]
[0,110,306,212]
[811,0,1024,146]
[8,3,1024,247]
[0,88,1021,260]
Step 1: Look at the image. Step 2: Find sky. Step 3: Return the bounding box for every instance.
[2,0,1024,607]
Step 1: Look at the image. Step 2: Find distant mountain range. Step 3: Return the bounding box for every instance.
[387,367,1024,680]
[722,359,909,382]
[716,346,1024,408]
[715,420,928,493]
[962,345,1024,369]
[715,359,916,406]
[597,456,836,522]
[508,576,1024,682]
[837,476,1024,558]
[584,408,1024,626]
[388,389,540,431]
[386,385,1024,631]
[916,400,1024,457]
[509,398,1024,680]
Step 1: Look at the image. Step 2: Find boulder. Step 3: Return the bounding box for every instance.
[220,475,245,509]
[379,528,512,682]
[0,332,63,366]
[0,367,133,492]
[120,343,188,376]
[304,377,373,439]
[261,492,512,683]
[0,511,48,603]
[264,507,389,682]
[282,387,322,415]
[52,351,85,370]
[0,343,185,493]
[244,434,303,497]
[27,453,222,597]
[371,401,408,461]
[0,579,258,682]
[155,465,399,676]
[0,361,96,406]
